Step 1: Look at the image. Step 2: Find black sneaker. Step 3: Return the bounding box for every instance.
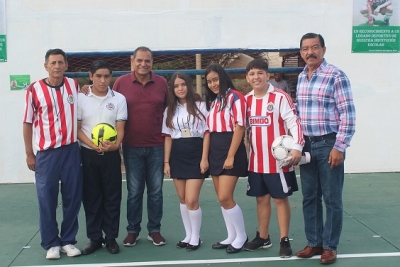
[279,237,292,258]
[244,231,272,251]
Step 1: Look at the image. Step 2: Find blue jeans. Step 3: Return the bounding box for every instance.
[123,145,164,234]
[299,137,344,250]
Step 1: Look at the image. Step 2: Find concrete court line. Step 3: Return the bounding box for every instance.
[13,252,400,267]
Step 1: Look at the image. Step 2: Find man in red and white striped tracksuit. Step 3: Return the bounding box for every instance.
[23,48,83,260]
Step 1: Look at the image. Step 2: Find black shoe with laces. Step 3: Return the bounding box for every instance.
[279,236,292,258]
[244,231,272,251]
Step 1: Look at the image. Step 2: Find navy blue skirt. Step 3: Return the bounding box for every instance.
[209,132,248,177]
[170,137,209,179]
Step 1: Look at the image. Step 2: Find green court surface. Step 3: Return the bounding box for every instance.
[1,172,399,267]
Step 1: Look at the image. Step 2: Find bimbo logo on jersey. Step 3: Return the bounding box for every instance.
[249,116,271,126]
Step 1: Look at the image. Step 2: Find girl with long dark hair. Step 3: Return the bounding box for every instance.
[162,72,209,251]
[204,63,248,253]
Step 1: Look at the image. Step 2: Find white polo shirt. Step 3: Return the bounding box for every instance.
[77,86,127,149]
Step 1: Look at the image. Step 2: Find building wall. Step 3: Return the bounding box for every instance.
[1,0,399,183]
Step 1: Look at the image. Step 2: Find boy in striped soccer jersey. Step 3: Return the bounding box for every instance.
[244,59,304,258]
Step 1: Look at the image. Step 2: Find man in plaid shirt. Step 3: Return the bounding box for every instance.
[295,33,356,265]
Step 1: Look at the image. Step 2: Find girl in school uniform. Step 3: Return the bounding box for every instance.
[204,63,248,253]
[162,72,210,251]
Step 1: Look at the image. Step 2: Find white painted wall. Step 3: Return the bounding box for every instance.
[1,0,399,183]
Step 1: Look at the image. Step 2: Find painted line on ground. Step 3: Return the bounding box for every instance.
[14,252,400,267]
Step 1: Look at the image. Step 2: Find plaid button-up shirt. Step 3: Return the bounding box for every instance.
[296,59,356,152]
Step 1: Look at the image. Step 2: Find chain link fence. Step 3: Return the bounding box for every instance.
[65,49,304,97]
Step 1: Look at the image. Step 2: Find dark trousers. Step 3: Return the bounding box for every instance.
[81,147,122,242]
[35,142,83,250]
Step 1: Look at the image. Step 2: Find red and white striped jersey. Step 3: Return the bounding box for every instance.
[23,77,79,151]
[245,85,304,174]
[207,89,246,132]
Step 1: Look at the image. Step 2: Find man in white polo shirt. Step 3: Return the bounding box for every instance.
[77,60,127,255]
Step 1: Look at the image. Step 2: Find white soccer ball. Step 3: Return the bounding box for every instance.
[271,135,295,160]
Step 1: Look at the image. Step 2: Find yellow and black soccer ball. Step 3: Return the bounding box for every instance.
[91,123,117,146]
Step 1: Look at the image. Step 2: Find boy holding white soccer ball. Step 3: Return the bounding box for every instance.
[244,59,306,257]
[271,135,311,169]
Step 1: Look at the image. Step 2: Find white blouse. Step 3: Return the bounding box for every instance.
[162,101,209,139]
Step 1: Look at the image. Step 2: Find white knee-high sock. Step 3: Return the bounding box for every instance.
[188,207,202,246]
[180,203,191,243]
[220,206,236,244]
[225,204,247,248]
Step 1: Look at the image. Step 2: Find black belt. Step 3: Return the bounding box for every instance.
[304,132,336,142]
[81,146,104,155]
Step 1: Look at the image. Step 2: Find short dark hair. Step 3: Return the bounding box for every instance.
[45,48,67,62]
[246,59,269,74]
[89,60,112,75]
[133,46,153,59]
[300,33,325,48]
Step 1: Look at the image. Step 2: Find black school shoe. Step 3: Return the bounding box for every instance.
[106,239,120,254]
[81,241,103,255]
[186,239,201,251]
[226,237,248,253]
[212,242,230,249]
[176,241,188,248]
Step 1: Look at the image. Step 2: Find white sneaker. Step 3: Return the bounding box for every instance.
[61,244,81,257]
[46,246,60,260]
